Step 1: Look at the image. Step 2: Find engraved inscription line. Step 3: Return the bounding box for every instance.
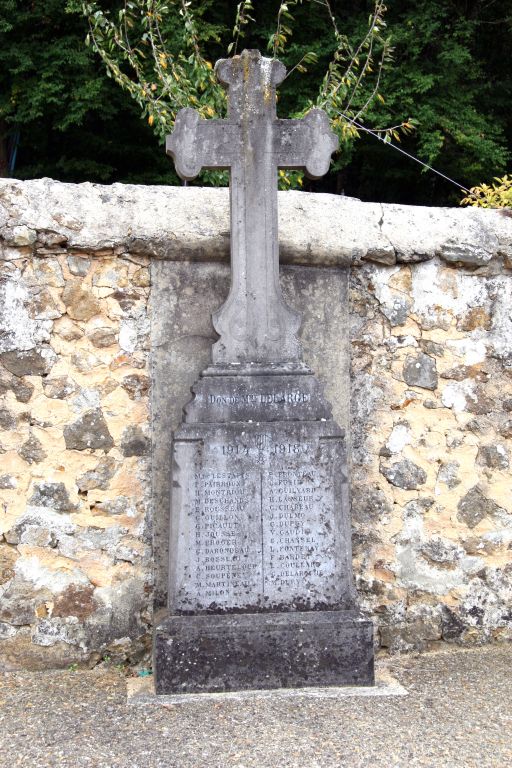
[207,392,311,406]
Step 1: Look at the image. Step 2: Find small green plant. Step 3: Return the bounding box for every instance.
[137,668,153,677]
[68,662,79,672]
[461,175,512,208]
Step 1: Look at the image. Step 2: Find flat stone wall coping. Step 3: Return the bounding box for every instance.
[1,178,511,269]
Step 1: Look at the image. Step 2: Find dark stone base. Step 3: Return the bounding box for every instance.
[154,610,374,694]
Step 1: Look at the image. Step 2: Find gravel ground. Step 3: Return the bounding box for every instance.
[0,645,510,768]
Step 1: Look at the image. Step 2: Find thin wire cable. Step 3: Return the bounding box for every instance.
[339,112,473,195]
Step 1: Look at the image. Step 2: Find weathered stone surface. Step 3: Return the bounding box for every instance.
[462,535,503,556]
[466,387,494,415]
[37,230,68,248]
[441,606,466,641]
[30,289,62,321]
[439,239,495,268]
[6,508,76,546]
[0,622,16,638]
[419,340,444,358]
[0,407,16,430]
[437,462,461,489]
[459,568,512,631]
[0,633,94,671]
[0,581,51,626]
[457,487,503,528]
[170,419,352,614]
[167,50,338,366]
[93,263,129,289]
[132,267,150,287]
[42,376,76,399]
[120,425,149,457]
[458,307,492,332]
[379,605,442,652]
[1,175,512,671]
[184,372,332,424]
[477,444,509,470]
[28,482,76,513]
[96,496,137,517]
[0,545,17,584]
[498,420,512,439]
[362,246,396,266]
[380,296,410,326]
[403,353,438,390]
[18,434,47,464]
[62,281,101,321]
[0,348,55,377]
[421,537,462,567]
[151,261,350,609]
[71,351,103,373]
[88,328,117,348]
[31,257,65,287]
[352,487,392,525]
[76,456,117,492]
[0,474,16,489]
[53,585,98,620]
[1,178,510,268]
[380,459,427,490]
[121,373,150,400]
[67,255,91,276]
[63,409,114,451]
[53,316,83,341]
[440,364,484,382]
[159,55,372,693]
[0,372,34,402]
[2,225,37,247]
[154,611,374,693]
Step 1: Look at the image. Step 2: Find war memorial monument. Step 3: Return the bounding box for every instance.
[154,49,374,693]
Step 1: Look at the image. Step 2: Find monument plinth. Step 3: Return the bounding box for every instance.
[154,49,374,693]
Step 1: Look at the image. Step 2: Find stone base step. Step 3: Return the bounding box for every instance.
[154,610,374,694]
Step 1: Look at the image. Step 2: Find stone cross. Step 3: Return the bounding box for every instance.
[166,49,338,368]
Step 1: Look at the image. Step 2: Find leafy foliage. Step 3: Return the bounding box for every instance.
[69,0,226,143]
[69,0,406,188]
[461,175,512,208]
[1,0,511,205]
[341,0,512,204]
[0,0,174,182]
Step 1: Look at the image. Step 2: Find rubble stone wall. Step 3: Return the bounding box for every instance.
[0,178,511,669]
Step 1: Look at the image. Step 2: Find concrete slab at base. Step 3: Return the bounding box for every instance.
[153,610,374,694]
[128,669,407,706]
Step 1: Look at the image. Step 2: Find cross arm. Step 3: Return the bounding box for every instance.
[275,109,339,179]
[166,108,237,181]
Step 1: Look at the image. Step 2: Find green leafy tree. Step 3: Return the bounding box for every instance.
[69,0,406,187]
[0,0,173,181]
[2,0,510,204]
[340,0,512,204]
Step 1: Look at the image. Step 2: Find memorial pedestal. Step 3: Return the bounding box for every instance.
[154,369,375,693]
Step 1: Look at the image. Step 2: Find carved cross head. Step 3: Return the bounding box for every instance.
[166,49,339,181]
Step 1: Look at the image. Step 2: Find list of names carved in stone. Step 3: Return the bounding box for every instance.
[185,450,338,610]
[263,468,323,594]
[191,469,261,607]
